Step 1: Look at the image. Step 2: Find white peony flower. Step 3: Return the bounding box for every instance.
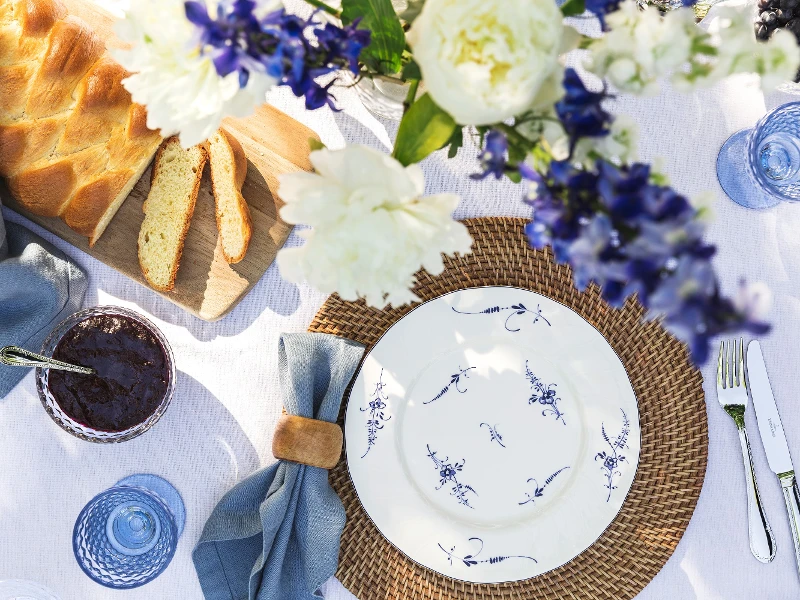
[276,145,473,307]
[113,0,279,147]
[406,0,565,126]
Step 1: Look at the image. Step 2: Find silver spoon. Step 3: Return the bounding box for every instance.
[0,345,96,376]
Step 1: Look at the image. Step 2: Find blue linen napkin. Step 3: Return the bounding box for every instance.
[193,332,365,600]
[0,206,88,398]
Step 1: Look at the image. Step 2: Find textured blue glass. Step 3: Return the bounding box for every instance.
[73,486,178,589]
[718,102,800,209]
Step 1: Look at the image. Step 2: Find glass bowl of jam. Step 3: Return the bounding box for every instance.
[36,306,176,443]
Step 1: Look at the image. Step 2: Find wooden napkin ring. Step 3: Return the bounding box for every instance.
[272,414,343,469]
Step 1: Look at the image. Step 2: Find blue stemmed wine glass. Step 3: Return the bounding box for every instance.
[73,474,186,589]
[717,102,800,209]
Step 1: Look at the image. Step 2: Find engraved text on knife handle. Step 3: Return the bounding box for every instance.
[738,426,777,562]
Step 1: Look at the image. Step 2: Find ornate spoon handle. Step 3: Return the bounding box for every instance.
[0,345,96,376]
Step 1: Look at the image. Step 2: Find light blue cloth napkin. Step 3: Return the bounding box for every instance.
[193,332,365,600]
[0,207,88,398]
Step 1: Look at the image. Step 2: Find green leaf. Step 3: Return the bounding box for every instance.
[401,59,422,82]
[393,93,457,166]
[445,127,464,159]
[508,141,528,165]
[309,137,326,152]
[342,0,405,74]
[560,0,585,17]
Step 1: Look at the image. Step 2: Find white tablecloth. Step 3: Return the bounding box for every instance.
[4,2,800,598]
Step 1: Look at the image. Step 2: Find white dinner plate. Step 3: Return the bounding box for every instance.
[344,286,640,583]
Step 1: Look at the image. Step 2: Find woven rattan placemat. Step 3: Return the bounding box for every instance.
[308,217,708,600]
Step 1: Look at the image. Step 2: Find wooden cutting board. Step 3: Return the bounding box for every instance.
[2,0,318,321]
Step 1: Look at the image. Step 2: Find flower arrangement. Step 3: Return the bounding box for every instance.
[114,0,790,363]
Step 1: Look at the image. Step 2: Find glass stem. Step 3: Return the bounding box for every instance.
[304,0,341,17]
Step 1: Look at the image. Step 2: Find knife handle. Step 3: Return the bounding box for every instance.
[779,471,800,579]
[738,426,777,562]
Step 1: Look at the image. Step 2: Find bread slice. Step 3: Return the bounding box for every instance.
[208,129,251,263]
[138,137,207,291]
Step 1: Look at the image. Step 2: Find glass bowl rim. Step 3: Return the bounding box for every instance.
[36,305,176,444]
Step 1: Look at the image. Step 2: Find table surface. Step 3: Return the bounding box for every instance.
[3,2,800,599]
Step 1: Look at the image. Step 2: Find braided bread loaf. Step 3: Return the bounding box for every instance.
[0,0,162,246]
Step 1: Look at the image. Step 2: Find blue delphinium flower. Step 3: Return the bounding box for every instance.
[526,157,769,363]
[563,213,615,291]
[472,130,508,180]
[584,0,624,30]
[555,68,613,154]
[185,1,371,111]
[186,0,266,87]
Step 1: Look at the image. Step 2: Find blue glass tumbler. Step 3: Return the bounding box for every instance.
[717,102,800,209]
[72,475,185,589]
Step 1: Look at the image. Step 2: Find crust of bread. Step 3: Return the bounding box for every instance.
[209,128,252,263]
[0,117,62,177]
[8,160,76,216]
[138,138,208,291]
[0,1,162,244]
[19,0,68,37]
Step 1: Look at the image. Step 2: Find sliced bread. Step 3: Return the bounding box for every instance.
[138,137,208,291]
[208,129,252,263]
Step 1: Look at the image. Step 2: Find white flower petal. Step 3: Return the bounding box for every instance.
[407,0,563,125]
[114,0,277,146]
[277,145,472,308]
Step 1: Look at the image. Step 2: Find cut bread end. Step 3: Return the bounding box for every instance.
[87,148,158,246]
[138,137,208,291]
[208,129,251,264]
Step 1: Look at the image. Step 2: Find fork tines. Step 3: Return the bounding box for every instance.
[718,338,746,390]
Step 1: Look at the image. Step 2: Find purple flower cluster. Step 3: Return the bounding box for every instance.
[555,69,613,154]
[185,0,370,110]
[472,130,509,180]
[523,69,768,363]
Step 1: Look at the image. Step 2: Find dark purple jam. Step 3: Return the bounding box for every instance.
[47,314,169,432]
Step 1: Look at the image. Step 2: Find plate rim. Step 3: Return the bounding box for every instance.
[344,284,642,585]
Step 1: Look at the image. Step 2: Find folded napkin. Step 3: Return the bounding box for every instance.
[193,332,365,600]
[0,203,88,398]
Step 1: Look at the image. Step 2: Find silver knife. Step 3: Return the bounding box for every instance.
[748,340,800,579]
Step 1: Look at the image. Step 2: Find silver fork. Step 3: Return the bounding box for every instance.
[718,338,776,563]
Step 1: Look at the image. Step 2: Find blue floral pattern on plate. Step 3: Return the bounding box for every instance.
[479,423,506,448]
[518,467,570,505]
[360,369,391,458]
[452,302,551,332]
[427,444,478,508]
[596,408,630,502]
[525,361,565,425]
[425,366,476,405]
[438,537,537,567]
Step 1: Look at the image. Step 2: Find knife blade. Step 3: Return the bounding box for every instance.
[748,340,793,475]
[748,339,800,582]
